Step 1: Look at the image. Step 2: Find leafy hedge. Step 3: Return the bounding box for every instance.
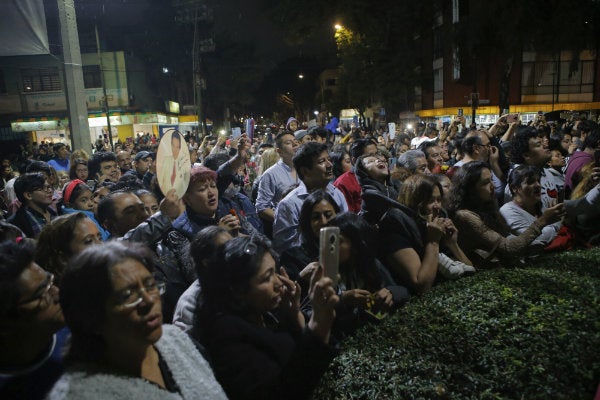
[314,249,600,399]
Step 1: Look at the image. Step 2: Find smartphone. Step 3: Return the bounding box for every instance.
[501,108,509,116]
[457,108,463,117]
[319,227,340,284]
[557,188,565,204]
[507,114,519,123]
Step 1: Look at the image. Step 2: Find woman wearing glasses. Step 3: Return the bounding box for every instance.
[193,235,339,400]
[47,241,227,400]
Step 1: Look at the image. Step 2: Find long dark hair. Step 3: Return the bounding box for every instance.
[298,189,340,255]
[330,150,349,180]
[328,213,382,291]
[36,212,90,282]
[195,235,277,341]
[448,161,508,235]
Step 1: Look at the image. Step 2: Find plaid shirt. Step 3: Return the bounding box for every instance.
[8,205,56,238]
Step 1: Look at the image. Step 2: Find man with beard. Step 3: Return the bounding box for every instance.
[115,150,133,175]
[450,130,506,202]
[273,142,348,253]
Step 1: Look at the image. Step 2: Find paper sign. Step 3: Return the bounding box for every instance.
[156,130,191,198]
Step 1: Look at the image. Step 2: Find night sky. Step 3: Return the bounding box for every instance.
[43,0,337,117]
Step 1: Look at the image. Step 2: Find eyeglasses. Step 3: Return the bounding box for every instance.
[17,272,55,310]
[115,280,166,308]
[34,185,53,193]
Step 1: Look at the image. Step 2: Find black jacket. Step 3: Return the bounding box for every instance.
[197,312,337,400]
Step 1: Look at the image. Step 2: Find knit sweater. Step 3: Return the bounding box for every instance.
[46,325,227,400]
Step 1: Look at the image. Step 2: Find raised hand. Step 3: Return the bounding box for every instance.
[159,189,184,220]
[308,265,339,344]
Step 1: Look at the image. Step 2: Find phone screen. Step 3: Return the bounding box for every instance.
[557,188,565,204]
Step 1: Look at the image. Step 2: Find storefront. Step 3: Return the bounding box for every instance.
[11,112,181,149]
[415,101,600,126]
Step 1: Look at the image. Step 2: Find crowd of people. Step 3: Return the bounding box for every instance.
[1,112,600,399]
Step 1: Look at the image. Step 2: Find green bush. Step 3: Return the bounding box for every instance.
[314,249,600,399]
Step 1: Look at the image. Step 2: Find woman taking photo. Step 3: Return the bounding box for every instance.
[279,189,340,283]
[192,235,339,400]
[449,161,564,268]
[499,165,562,248]
[48,241,227,399]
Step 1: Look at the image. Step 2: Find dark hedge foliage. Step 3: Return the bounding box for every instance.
[314,249,600,399]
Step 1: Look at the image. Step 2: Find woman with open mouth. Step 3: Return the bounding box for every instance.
[500,165,565,249]
[47,241,227,400]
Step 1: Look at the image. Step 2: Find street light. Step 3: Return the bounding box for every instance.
[298,73,304,79]
[334,24,343,31]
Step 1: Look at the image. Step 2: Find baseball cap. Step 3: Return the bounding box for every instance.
[294,129,309,141]
[134,151,153,161]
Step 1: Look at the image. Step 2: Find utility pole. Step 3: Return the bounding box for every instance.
[192,6,204,140]
[95,24,114,151]
[57,0,91,153]
[185,1,214,140]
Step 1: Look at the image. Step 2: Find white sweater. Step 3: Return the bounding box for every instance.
[46,325,227,400]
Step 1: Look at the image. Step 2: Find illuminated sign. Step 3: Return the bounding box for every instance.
[165,101,180,114]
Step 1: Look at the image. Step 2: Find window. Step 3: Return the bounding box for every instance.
[522,59,595,95]
[433,30,443,60]
[83,65,102,89]
[434,67,443,93]
[21,68,61,92]
[325,78,337,87]
[453,45,461,80]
